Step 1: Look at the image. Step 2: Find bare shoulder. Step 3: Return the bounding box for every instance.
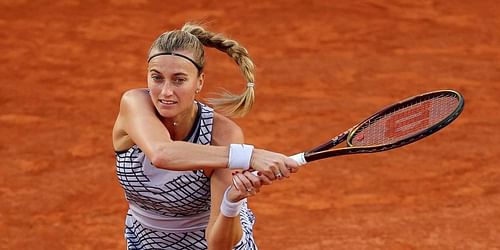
[211,112,244,146]
[113,88,152,151]
[120,88,150,106]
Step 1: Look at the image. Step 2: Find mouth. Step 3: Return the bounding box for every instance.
[158,99,177,109]
[159,99,178,106]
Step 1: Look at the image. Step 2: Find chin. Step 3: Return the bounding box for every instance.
[158,110,178,119]
[155,106,178,118]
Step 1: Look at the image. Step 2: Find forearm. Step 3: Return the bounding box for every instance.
[207,215,242,250]
[151,141,229,171]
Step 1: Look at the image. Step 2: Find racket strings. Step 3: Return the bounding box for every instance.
[351,93,460,146]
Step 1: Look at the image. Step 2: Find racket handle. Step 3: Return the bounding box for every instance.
[248,152,307,177]
[289,152,307,166]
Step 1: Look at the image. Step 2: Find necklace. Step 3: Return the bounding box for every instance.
[165,103,198,140]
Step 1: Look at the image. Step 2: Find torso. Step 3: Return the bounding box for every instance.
[113,90,257,249]
[115,102,215,217]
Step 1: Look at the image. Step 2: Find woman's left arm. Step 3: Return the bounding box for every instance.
[206,169,244,249]
[205,113,253,250]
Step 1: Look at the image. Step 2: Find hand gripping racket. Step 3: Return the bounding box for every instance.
[288,89,464,166]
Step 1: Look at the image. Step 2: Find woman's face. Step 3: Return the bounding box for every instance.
[147,50,203,119]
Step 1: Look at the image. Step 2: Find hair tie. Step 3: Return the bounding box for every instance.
[247,82,255,88]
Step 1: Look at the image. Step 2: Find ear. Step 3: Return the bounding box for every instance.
[196,72,204,93]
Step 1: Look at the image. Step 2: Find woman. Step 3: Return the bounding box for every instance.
[112,23,299,249]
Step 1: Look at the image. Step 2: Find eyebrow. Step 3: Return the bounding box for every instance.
[149,69,189,76]
[149,69,162,74]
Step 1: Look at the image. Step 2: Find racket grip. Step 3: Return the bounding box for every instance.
[289,152,307,166]
[249,152,307,177]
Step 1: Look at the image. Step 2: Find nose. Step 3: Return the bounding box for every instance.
[160,82,174,96]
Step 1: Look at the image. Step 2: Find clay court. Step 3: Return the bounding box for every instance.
[1,0,499,249]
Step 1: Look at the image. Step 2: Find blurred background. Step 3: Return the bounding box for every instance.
[1,0,499,249]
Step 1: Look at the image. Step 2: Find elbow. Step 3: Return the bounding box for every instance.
[149,144,174,169]
[150,152,168,168]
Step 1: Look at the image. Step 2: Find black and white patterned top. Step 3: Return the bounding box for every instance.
[115,102,258,250]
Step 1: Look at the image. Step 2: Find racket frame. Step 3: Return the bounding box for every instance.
[301,89,464,163]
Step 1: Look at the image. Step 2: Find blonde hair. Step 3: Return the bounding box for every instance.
[148,23,256,117]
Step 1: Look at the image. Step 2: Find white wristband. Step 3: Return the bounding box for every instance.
[228,144,254,170]
[220,187,244,217]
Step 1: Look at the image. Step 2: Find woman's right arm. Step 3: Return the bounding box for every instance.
[114,89,299,176]
[115,88,229,170]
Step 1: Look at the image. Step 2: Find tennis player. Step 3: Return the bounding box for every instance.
[112,22,299,249]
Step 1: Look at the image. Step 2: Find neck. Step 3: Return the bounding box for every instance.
[163,102,198,141]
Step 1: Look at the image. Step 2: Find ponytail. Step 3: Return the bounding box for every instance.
[182,23,256,117]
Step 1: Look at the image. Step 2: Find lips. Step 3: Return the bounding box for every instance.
[158,99,177,109]
[159,99,178,106]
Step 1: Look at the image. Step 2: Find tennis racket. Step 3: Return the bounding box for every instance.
[289,89,464,165]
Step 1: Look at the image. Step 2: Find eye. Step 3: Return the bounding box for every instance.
[151,74,164,82]
[174,77,187,84]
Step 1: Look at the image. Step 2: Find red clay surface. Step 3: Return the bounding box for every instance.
[1,1,499,249]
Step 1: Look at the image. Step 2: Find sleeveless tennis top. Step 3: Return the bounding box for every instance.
[115,102,258,250]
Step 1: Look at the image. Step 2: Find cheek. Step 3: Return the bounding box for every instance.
[179,82,197,97]
[178,88,196,100]
[147,86,163,103]
[147,77,157,88]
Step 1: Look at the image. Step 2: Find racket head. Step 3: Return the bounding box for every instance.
[347,89,464,151]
